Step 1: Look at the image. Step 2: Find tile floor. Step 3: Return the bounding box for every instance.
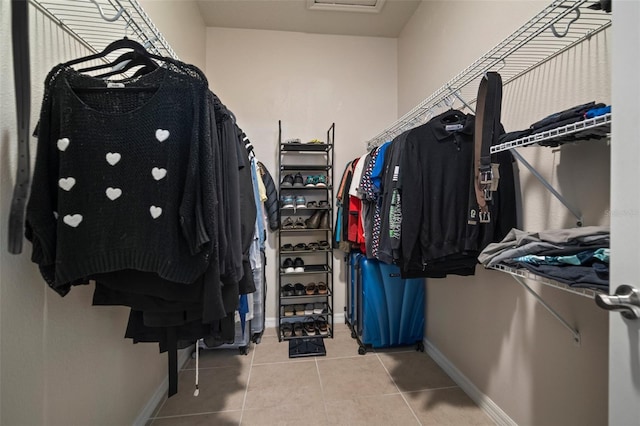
[148,324,495,425]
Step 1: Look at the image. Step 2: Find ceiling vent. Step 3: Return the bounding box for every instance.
[306,0,386,13]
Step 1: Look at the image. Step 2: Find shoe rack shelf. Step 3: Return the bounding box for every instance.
[277,120,335,343]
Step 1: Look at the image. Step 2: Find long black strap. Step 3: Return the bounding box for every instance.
[9,0,31,254]
[471,72,502,222]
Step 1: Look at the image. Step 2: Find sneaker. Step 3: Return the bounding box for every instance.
[293,257,305,273]
[304,304,314,315]
[281,174,294,187]
[295,195,306,208]
[283,305,294,316]
[304,318,317,335]
[315,175,327,187]
[307,139,324,145]
[304,175,316,187]
[317,317,328,335]
[313,302,325,314]
[281,195,294,209]
[281,283,294,297]
[293,173,304,187]
[293,217,306,229]
[282,258,294,273]
[285,138,301,144]
[306,200,317,208]
[294,283,305,296]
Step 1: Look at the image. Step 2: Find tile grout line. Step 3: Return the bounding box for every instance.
[315,356,331,424]
[375,352,423,426]
[238,343,258,425]
[152,410,243,420]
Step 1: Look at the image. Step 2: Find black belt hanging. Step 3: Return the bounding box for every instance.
[8,0,31,254]
[469,72,502,224]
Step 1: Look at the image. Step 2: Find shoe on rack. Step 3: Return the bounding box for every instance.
[294,217,306,229]
[294,283,305,296]
[282,258,294,273]
[285,138,301,144]
[293,304,305,315]
[317,282,328,294]
[319,211,330,230]
[306,139,325,145]
[318,200,329,208]
[292,321,303,336]
[304,303,314,315]
[317,317,328,335]
[318,240,330,250]
[293,257,305,273]
[306,200,317,208]
[305,210,324,229]
[313,302,325,314]
[283,305,294,316]
[293,173,304,187]
[294,243,308,251]
[281,322,293,338]
[305,282,317,295]
[282,217,294,229]
[307,242,319,251]
[295,195,306,208]
[281,243,294,251]
[304,176,316,187]
[315,175,327,187]
[281,195,295,209]
[304,318,317,336]
[281,174,294,187]
[282,283,295,297]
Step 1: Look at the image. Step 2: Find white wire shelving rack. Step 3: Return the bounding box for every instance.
[488,263,607,345]
[491,113,612,153]
[29,0,177,62]
[365,0,611,150]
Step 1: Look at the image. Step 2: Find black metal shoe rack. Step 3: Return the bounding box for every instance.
[276,120,335,355]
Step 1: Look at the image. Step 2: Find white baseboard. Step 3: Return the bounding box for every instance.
[265,312,345,329]
[133,347,192,426]
[424,338,517,426]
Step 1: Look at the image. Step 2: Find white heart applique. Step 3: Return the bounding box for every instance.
[106,152,121,166]
[58,177,76,191]
[152,167,167,181]
[63,214,83,228]
[155,129,170,142]
[105,187,122,200]
[150,206,162,219]
[57,138,70,152]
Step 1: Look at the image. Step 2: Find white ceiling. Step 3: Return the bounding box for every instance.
[196,0,421,38]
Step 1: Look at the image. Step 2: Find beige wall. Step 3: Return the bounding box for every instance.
[0,1,206,424]
[204,27,398,322]
[399,2,610,425]
[140,0,207,72]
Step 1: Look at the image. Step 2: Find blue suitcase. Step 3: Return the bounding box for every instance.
[356,256,425,353]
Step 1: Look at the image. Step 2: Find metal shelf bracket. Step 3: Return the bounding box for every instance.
[510,148,583,226]
[509,273,582,345]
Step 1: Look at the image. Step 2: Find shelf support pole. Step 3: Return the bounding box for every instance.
[510,149,583,226]
[510,274,581,345]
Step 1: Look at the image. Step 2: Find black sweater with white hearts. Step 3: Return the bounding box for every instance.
[26,63,216,297]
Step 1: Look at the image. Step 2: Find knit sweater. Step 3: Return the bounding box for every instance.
[26,63,215,296]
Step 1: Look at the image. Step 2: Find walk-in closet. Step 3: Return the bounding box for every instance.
[1,0,638,425]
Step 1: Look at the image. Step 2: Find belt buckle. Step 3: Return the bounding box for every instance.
[483,187,493,201]
[479,169,493,185]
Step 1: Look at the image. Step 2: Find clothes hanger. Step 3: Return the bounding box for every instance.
[94,52,159,78]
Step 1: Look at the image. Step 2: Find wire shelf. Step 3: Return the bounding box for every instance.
[365,0,611,150]
[491,113,611,153]
[30,0,177,62]
[488,263,603,298]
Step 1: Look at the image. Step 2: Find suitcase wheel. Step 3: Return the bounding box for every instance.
[358,346,367,356]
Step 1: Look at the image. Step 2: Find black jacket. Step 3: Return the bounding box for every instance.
[258,161,279,231]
